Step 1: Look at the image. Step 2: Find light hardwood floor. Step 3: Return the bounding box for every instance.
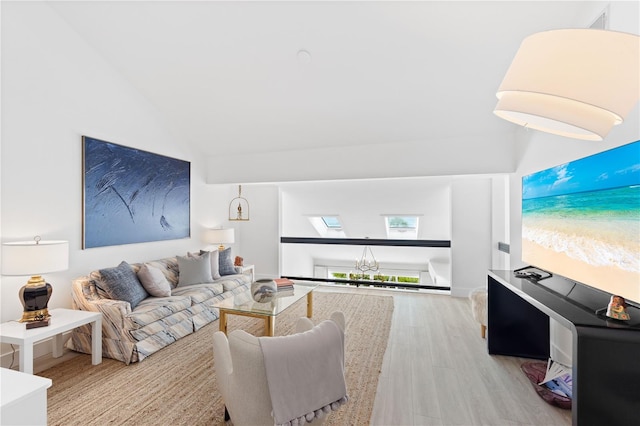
[317,285,572,426]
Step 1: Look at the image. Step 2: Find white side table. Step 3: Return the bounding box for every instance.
[0,308,102,374]
[240,264,255,281]
[1,367,52,425]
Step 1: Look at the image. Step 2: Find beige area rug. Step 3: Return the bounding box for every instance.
[42,292,393,425]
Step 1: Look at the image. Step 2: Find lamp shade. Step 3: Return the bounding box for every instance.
[205,228,235,245]
[494,29,640,141]
[2,240,69,276]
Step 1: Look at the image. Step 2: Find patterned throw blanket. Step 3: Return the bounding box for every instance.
[259,320,348,426]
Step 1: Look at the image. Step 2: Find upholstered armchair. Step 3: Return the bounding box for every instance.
[469,288,488,338]
[212,312,346,426]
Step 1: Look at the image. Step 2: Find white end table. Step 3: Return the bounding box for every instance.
[0,308,102,374]
[1,367,52,425]
[240,264,255,281]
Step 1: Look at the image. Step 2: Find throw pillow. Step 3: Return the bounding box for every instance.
[98,261,149,309]
[199,249,221,280]
[218,247,236,276]
[137,263,172,297]
[177,251,213,286]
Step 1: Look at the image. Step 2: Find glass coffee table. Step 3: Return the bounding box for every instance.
[214,282,318,336]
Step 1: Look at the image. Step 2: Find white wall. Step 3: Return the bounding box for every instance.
[233,184,280,280]
[280,178,451,239]
[0,3,224,328]
[450,177,492,296]
[491,175,510,270]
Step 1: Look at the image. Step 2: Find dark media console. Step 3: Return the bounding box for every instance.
[488,270,640,426]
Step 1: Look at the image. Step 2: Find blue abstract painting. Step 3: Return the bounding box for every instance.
[83,136,190,248]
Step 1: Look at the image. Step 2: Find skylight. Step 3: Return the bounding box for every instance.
[321,216,342,229]
[387,216,417,229]
[384,216,419,239]
[308,215,346,237]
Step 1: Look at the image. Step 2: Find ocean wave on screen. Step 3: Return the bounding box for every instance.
[522,226,640,273]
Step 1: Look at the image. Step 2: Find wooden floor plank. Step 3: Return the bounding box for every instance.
[318,285,572,426]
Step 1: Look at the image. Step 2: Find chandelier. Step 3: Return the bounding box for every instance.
[355,245,379,274]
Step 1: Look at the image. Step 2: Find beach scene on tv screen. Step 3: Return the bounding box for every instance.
[522,141,640,303]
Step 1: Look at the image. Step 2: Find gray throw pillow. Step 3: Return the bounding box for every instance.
[199,249,221,279]
[137,263,172,297]
[218,247,236,276]
[98,261,149,309]
[178,252,213,286]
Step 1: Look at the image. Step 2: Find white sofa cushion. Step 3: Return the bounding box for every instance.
[177,252,212,286]
[137,263,172,297]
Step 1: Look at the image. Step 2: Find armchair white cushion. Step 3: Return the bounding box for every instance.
[212,312,346,426]
[469,287,488,338]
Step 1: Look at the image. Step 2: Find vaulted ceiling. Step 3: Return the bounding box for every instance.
[47,1,604,159]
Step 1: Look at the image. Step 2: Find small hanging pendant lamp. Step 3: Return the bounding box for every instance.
[229,185,250,221]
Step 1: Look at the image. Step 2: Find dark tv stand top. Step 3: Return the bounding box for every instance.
[488,270,640,426]
[489,269,640,330]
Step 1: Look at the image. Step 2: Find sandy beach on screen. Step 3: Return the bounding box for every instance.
[522,239,640,303]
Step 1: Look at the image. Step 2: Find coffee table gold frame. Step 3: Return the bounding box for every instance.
[218,288,314,336]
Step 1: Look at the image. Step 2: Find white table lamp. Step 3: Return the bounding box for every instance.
[205,228,235,250]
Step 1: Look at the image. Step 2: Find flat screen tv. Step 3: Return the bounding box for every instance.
[522,140,640,306]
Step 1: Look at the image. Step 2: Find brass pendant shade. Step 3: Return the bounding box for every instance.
[229,185,250,221]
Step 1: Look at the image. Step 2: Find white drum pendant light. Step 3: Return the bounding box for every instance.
[494,29,639,141]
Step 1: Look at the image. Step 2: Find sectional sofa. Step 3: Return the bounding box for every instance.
[68,249,252,364]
